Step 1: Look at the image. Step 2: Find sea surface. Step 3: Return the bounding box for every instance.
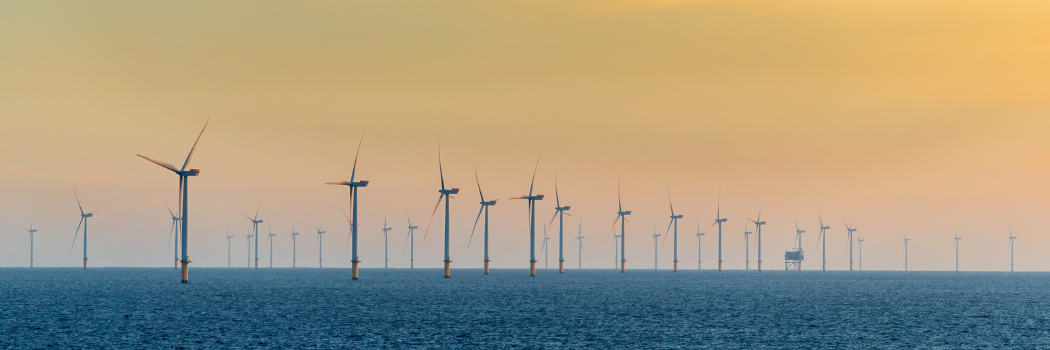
[1,268,1047,349]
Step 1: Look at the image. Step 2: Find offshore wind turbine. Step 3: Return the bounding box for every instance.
[845,220,857,271]
[696,225,706,270]
[424,140,459,278]
[1009,230,1017,272]
[316,227,325,268]
[70,187,97,269]
[511,155,543,276]
[605,179,632,272]
[244,205,263,269]
[747,209,765,271]
[469,164,497,274]
[540,222,550,269]
[571,220,583,269]
[612,233,621,269]
[707,196,727,271]
[742,223,752,270]
[545,170,571,273]
[245,230,253,268]
[814,215,828,270]
[326,131,369,280]
[661,190,684,271]
[857,238,864,271]
[267,226,276,268]
[290,224,299,268]
[26,223,38,267]
[953,229,961,272]
[903,232,911,271]
[225,229,233,268]
[380,217,392,268]
[164,200,180,269]
[137,118,208,283]
[652,225,661,270]
[406,213,417,269]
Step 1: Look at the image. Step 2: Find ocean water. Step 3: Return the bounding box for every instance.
[1,268,1048,349]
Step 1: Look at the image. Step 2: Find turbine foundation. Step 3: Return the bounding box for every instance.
[255,259,259,269]
[718,261,722,271]
[352,261,360,280]
[484,260,490,274]
[674,261,678,272]
[621,260,626,272]
[444,260,451,278]
[758,261,762,271]
[181,261,189,283]
[175,258,179,269]
[83,259,88,270]
[530,260,536,276]
[559,260,564,273]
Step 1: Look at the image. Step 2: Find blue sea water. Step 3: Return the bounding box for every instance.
[1,268,1048,348]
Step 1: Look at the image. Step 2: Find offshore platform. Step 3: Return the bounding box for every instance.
[785,224,805,270]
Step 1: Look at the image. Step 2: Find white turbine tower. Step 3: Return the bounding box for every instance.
[424,140,459,278]
[267,226,276,268]
[844,220,857,271]
[612,233,621,269]
[545,170,571,274]
[652,225,661,270]
[747,209,766,271]
[468,164,497,274]
[511,154,544,276]
[661,190,683,272]
[326,131,368,280]
[290,224,300,268]
[245,230,253,268]
[605,179,632,273]
[742,223,752,270]
[857,238,864,271]
[316,227,325,268]
[244,205,263,269]
[405,213,417,269]
[225,229,233,268]
[1009,230,1017,272]
[571,220,584,269]
[814,215,828,271]
[137,119,209,282]
[26,223,38,267]
[707,195,728,271]
[954,229,961,272]
[903,232,911,271]
[696,225,707,270]
[380,216,392,268]
[70,187,97,270]
[540,222,550,269]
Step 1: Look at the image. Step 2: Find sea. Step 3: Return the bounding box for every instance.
[1,268,1047,349]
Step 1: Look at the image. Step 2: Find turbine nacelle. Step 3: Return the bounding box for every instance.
[408,226,419,230]
[618,211,632,216]
[671,214,683,219]
[716,218,727,223]
[556,206,571,211]
[481,200,497,206]
[441,188,460,195]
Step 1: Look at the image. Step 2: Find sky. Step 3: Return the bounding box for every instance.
[2,0,1050,271]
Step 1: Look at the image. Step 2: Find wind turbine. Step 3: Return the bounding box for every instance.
[540,221,550,269]
[225,229,233,268]
[316,227,325,268]
[380,216,392,268]
[845,220,857,271]
[137,118,208,283]
[903,232,911,271]
[696,224,706,270]
[70,187,97,269]
[545,170,571,273]
[245,230,253,268]
[742,223,752,270]
[1009,230,1017,272]
[424,140,459,278]
[612,233,621,269]
[707,195,727,271]
[26,223,38,267]
[662,190,684,272]
[571,220,583,269]
[164,200,180,269]
[814,215,828,271]
[857,238,864,271]
[290,224,300,268]
[652,225,661,270]
[326,131,369,280]
[747,209,765,271]
[244,205,263,269]
[267,226,276,268]
[953,228,961,272]
[511,154,543,276]
[469,164,497,274]
[406,213,417,269]
[605,179,632,272]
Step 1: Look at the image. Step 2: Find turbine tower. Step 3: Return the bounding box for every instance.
[748,209,765,271]
[903,232,911,271]
[290,224,299,268]
[326,131,368,280]
[662,190,683,272]
[845,220,857,271]
[469,164,497,274]
[26,223,38,267]
[245,230,253,268]
[814,216,828,270]
[225,229,233,268]
[380,216,392,268]
[540,222,550,269]
[70,187,97,270]
[954,229,961,272]
[857,238,864,271]
[244,205,263,269]
[316,227,325,268]
[710,196,728,271]
[605,179,632,272]
[545,170,571,274]
[267,226,276,268]
[1009,230,1017,272]
[652,225,661,269]
[137,118,209,283]
[511,155,543,276]
[164,200,180,269]
[424,140,459,278]
[742,223,752,270]
[406,213,417,269]
[571,220,583,269]
[612,233,621,269]
[696,225,706,270]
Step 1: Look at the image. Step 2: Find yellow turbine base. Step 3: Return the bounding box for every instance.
[83,259,88,270]
[758,261,762,271]
[718,261,723,271]
[444,261,451,278]
[621,260,626,272]
[181,261,189,283]
[255,259,259,269]
[530,261,536,276]
[352,261,359,280]
[674,261,678,272]
[559,261,564,273]
[484,261,490,275]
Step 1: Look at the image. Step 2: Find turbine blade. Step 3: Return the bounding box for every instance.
[71,217,83,250]
[164,199,175,218]
[180,118,210,171]
[554,168,560,207]
[73,187,84,215]
[255,202,261,220]
[473,163,485,202]
[528,153,541,197]
[438,138,445,190]
[661,220,672,249]
[349,129,365,182]
[605,215,620,243]
[545,211,559,233]
[137,155,180,173]
[423,194,445,241]
[468,206,483,247]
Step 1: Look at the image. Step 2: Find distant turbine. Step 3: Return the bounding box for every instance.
[705,194,727,271]
[540,221,550,269]
[245,230,253,268]
[696,224,707,270]
[1009,230,1017,272]
[380,216,392,268]
[605,178,632,272]
[316,227,325,268]
[267,226,276,268]
[844,220,857,271]
[742,223,752,270]
[570,220,583,269]
[225,229,233,268]
[613,233,622,269]
[137,118,208,283]
[796,222,807,269]
[953,228,961,272]
[424,140,459,278]
[468,164,497,274]
[164,200,180,269]
[290,224,300,268]
[661,190,683,272]
[785,221,805,271]
[747,209,765,271]
[511,155,543,276]
[545,169,571,274]
[326,131,369,280]
[814,214,828,271]
[903,232,911,271]
[26,223,38,267]
[405,212,418,269]
[70,187,97,270]
[857,238,864,271]
[652,225,661,270]
[243,204,263,269]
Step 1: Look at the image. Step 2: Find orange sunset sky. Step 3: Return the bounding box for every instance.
[2,0,1050,271]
